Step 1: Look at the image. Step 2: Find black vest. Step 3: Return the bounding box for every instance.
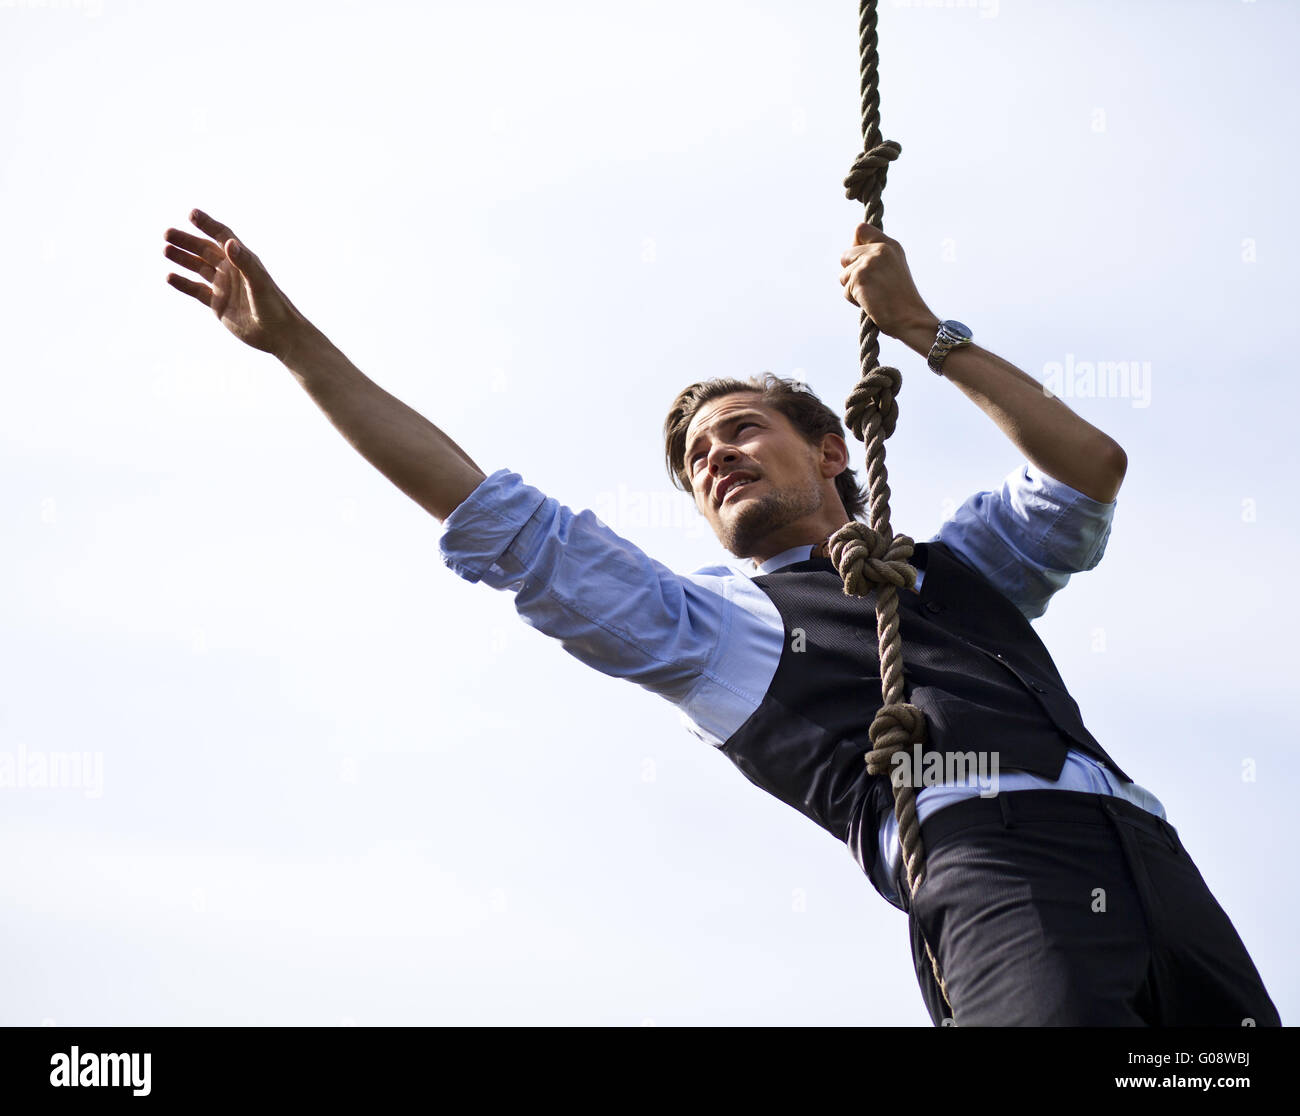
[719,540,1132,905]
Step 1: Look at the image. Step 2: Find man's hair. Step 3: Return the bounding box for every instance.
[663,372,868,521]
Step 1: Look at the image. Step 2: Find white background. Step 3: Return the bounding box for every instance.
[1,0,1295,1026]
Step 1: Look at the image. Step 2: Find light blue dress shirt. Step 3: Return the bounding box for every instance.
[439,463,1166,908]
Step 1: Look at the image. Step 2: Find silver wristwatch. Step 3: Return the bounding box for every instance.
[927,319,973,376]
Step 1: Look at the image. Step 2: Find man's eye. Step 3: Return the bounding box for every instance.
[689,422,755,472]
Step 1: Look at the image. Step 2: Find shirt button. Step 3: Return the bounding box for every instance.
[925,601,942,613]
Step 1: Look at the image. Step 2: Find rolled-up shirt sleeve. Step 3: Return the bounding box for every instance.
[438,469,549,588]
[437,469,752,716]
[932,462,1117,620]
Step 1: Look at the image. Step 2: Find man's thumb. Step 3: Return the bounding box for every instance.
[226,238,257,276]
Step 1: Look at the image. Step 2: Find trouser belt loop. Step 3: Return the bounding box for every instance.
[998,794,1014,829]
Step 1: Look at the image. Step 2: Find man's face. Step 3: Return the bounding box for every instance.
[682,392,843,560]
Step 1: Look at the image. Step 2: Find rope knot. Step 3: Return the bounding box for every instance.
[843,139,901,206]
[826,520,916,597]
[865,700,927,777]
[844,364,902,441]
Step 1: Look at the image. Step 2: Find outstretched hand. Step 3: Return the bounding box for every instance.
[164,209,308,358]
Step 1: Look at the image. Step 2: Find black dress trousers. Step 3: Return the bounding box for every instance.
[898,789,1282,1027]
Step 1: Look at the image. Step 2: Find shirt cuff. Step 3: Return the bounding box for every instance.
[1022,462,1116,572]
[1024,461,1117,511]
[438,468,546,586]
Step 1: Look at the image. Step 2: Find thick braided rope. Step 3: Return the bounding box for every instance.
[831,0,953,1015]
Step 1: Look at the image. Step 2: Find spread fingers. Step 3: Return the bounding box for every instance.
[165,226,226,268]
[165,242,217,281]
[166,272,213,307]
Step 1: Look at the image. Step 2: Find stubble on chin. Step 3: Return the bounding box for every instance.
[719,484,824,558]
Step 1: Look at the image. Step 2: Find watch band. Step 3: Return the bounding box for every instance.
[927,319,973,376]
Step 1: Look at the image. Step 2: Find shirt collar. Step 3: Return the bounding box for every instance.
[737,534,927,586]
[749,544,818,577]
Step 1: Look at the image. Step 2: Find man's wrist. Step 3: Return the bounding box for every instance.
[275,316,330,371]
[894,313,943,359]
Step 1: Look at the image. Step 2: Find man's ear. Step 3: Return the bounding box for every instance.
[819,432,850,478]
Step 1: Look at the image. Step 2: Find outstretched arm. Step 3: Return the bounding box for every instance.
[839,222,1127,504]
[164,209,485,521]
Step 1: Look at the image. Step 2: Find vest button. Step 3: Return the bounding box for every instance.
[994,651,1004,659]
[1032,683,1046,693]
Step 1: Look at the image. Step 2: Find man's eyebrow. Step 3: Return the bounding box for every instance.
[685,410,766,459]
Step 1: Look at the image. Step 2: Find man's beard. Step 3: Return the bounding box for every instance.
[718,477,824,558]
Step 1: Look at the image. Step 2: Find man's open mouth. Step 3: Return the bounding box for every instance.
[718,476,758,506]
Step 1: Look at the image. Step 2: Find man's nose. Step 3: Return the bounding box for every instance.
[706,443,739,472]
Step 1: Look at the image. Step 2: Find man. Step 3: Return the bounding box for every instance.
[163,210,1281,1026]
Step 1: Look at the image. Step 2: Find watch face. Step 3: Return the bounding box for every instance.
[942,320,972,341]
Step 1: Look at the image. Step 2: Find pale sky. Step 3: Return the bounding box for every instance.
[1,0,1296,1026]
